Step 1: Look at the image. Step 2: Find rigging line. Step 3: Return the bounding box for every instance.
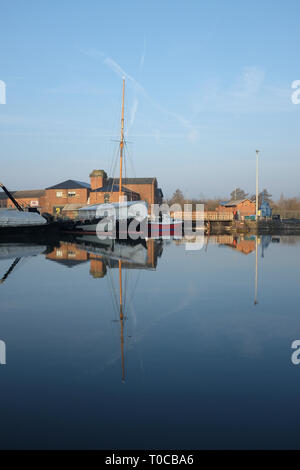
[124,144,127,181]
[124,265,136,317]
[105,262,118,318]
[127,268,142,307]
[123,263,129,313]
[109,139,119,176]
[108,261,119,314]
[109,141,121,197]
[124,141,137,178]
[106,257,120,318]
[126,300,137,341]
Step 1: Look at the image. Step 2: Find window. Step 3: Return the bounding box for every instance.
[56,191,63,197]
[68,191,76,197]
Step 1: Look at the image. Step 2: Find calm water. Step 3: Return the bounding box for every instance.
[0,234,300,449]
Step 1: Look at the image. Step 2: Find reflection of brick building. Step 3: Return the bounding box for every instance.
[224,237,256,255]
[46,239,161,275]
[46,243,89,267]
[89,255,107,278]
[217,199,255,218]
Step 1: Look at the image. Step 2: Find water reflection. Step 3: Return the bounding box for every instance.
[46,237,163,276]
[47,236,163,382]
[0,243,48,284]
[0,234,288,290]
[1,235,300,448]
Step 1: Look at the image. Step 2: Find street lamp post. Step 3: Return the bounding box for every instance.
[256,150,260,220]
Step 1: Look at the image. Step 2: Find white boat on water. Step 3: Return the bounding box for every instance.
[0,209,47,228]
[74,200,148,235]
[0,183,51,237]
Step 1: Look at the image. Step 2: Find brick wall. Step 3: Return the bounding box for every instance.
[89,190,139,205]
[46,243,89,261]
[44,188,90,215]
[217,200,256,217]
[7,196,46,212]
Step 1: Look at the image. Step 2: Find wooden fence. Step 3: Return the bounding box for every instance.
[172,211,234,221]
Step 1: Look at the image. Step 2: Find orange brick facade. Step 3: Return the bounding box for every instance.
[217,199,256,218]
[46,240,159,274]
[43,187,90,217]
[89,189,140,205]
[1,170,163,217]
[6,191,47,213]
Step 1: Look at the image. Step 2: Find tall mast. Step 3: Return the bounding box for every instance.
[255,150,260,220]
[119,78,125,200]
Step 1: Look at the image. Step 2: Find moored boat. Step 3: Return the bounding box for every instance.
[0,183,59,240]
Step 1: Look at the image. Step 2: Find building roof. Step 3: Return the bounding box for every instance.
[107,177,156,185]
[62,204,85,211]
[12,189,45,198]
[1,189,45,199]
[46,180,91,190]
[91,183,140,196]
[220,198,253,207]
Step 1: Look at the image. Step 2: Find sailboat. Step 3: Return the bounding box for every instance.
[71,78,182,239]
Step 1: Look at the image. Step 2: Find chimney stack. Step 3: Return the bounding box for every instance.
[89,169,107,190]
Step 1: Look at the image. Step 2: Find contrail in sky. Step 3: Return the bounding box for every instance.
[85,47,198,140]
[128,37,146,133]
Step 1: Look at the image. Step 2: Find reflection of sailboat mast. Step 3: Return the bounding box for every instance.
[119,259,125,383]
[119,79,126,381]
[254,236,258,305]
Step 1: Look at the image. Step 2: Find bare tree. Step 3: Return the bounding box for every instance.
[230,188,249,200]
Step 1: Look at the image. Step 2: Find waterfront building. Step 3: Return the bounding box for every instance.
[5,190,46,212]
[0,169,163,218]
[216,198,256,218]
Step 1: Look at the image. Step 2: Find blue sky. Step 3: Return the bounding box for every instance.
[0,0,299,199]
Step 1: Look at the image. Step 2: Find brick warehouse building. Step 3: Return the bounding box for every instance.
[4,190,46,212]
[44,170,163,217]
[216,198,256,218]
[0,170,164,217]
[44,180,91,217]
